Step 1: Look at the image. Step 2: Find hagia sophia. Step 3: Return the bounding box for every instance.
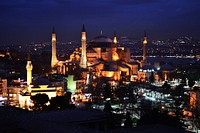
[51,25,149,85]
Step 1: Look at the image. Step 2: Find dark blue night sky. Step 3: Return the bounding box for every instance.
[0,0,200,44]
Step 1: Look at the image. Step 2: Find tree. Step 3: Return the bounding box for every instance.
[127,84,137,104]
[173,84,184,96]
[188,79,195,89]
[149,72,155,83]
[103,101,113,113]
[31,93,49,111]
[115,84,127,102]
[137,108,182,128]
[49,96,69,110]
[162,81,171,90]
[124,112,133,127]
[103,83,112,100]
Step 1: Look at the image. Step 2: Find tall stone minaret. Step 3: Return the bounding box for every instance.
[143,31,147,63]
[26,53,33,90]
[51,26,58,68]
[113,30,117,45]
[80,24,87,69]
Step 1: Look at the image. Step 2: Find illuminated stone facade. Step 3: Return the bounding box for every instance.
[53,26,139,84]
[190,89,200,113]
[79,25,87,69]
[51,27,58,68]
[70,33,138,82]
[0,79,7,97]
[26,54,33,92]
[143,31,147,64]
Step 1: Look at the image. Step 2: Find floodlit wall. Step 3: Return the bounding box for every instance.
[67,75,76,93]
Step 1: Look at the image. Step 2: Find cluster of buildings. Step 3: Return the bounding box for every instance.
[0,25,199,115]
[52,25,173,86]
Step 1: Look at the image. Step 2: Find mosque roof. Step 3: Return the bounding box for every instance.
[103,62,118,71]
[89,62,103,67]
[91,35,112,43]
[86,46,96,53]
[118,63,129,68]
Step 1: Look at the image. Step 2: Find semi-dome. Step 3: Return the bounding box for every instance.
[91,35,112,43]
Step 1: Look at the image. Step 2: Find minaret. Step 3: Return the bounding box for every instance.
[26,53,33,91]
[80,24,87,69]
[51,26,58,68]
[143,31,147,63]
[113,30,117,45]
[112,30,119,61]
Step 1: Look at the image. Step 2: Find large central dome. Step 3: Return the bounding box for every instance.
[91,35,113,43]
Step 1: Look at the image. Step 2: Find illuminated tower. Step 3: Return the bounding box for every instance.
[143,31,147,62]
[26,53,33,90]
[113,30,117,45]
[112,30,119,61]
[51,26,58,68]
[80,24,87,69]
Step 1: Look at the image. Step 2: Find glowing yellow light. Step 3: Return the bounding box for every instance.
[52,34,56,41]
[113,55,119,61]
[164,73,167,81]
[102,71,114,77]
[82,32,86,40]
[114,75,117,80]
[113,37,117,44]
[143,40,147,44]
[112,52,119,61]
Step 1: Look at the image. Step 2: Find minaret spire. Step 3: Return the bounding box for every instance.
[112,30,119,61]
[100,30,103,35]
[27,52,30,61]
[82,24,86,32]
[143,30,147,63]
[113,30,117,44]
[51,26,58,68]
[80,24,87,69]
[52,26,55,34]
[26,53,33,92]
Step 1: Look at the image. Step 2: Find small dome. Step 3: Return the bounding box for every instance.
[91,35,112,43]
